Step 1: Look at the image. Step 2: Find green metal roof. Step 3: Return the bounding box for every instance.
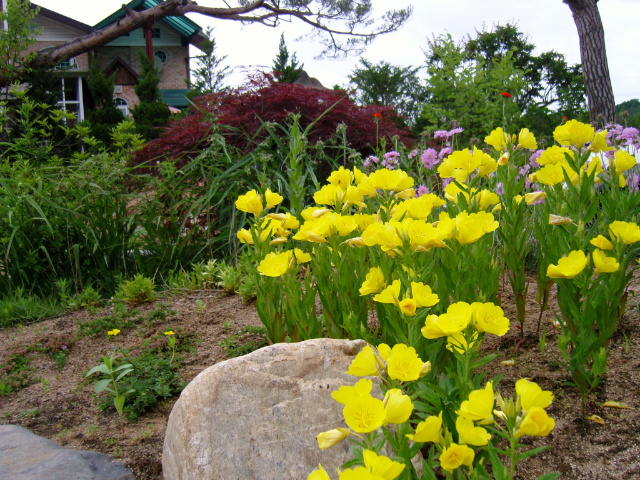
[94,0,203,39]
[160,89,190,109]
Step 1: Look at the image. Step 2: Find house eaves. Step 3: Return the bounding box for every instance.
[94,0,208,51]
[30,2,93,35]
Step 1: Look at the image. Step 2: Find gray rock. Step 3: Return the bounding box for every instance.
[163,338,371,480]
[0,424,136,480]
[294,70,326,89]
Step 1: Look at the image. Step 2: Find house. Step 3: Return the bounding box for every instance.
[26,0,208,121]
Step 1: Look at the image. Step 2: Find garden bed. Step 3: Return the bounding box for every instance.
[1,273,640,480]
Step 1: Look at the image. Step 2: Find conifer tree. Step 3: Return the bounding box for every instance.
[272,33,303,84]
[132,52,171,140]
[86,56,124,143]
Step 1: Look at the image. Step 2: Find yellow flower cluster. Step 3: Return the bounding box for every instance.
[437,147,498,182]
[309,450,405,480]
[235,188,283,216]
[497,379,556,438]
[421,301,510,345]
[363,277,439,316]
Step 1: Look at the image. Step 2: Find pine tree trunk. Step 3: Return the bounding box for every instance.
[563,0,615,125]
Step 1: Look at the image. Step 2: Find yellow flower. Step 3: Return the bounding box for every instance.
[439,443,475,474]
[553,119,595,148]
[548,214,573,226]
[367,169,414,191]
[346,347,380,377]
[281,212,300,229]
[476,149,498,177]
[383,388,414,424]
[294,248,311,264]
[534,162,574,186]
[471,302,510,336]
[546,250,588,279]
[308,464,331,480]
[456,416,491,446]
[537,145,573,166]
[257,250,293,277]
[524,191,547,205]
[517,128,537,150]
[317,428,351,450]
[373,280,401,305]
[386,344,424,382]
[163,330,175,336]
[515,379,554,411]
[362,450,405,480]
[398,298,417,316]
[592,249,619,274]
[589,130,614,153]
[264,189,283,208]
[612,150,637,173]
[406,412,443,443]
[485,127,509,152]
[236,228,254,244]
[590,235,613,250]
[446,331,479,354]
[327,166,353,189]
[410,282,439,307]
[107,329,120,336]
[457,382,494,424]
[235,189,263,215]
[609,221,640,244]
[343,394,387,433]
[314,184,344,206]
[477,190,500,210]
[515,407,556,437]
[332,378,373,405]
[422,302,473,339]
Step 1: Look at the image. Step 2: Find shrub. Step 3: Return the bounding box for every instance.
[132,73,412,167]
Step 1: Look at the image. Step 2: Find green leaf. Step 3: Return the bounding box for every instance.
[534,474,561,480]
[94,379,112,393]
[516,445,550,461]
[114,395,125,415]
[85,364,110,377]
[115,368,134,382]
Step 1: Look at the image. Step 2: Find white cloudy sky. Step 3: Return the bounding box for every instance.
[35,0,640,103]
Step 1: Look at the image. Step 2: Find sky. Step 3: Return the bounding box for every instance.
[34,0,640,104]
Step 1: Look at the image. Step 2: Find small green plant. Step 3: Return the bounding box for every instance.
[219,325,267,358]
[58,280,102,310]
[85,353,135,424]
[0,348,34,396]
[164,330,177,364]
[115,274,157,305]
[195,299,205,312]
[77,307,136,338]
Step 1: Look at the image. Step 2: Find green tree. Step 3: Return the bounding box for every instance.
[272,33,303,84]
[85,56,125,143]
[465,23,587,134]
[0,0,39,90]
[186,27,230,99]
[348,59,425,127]
[131,53,171,140]
[419,34,525,141]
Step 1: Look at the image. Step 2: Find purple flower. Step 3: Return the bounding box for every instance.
[382,151,400,170]
[627,173,640,192]
[433,130,449,139]
[415,184,430,197]
[421,148,438,169]
[442,178,452,188]
[496,182,504,196]
[529,150,543,168]
[618,127,639,146]
[439,147,453,159]
[408,149,419,159]
[449,127,464,136]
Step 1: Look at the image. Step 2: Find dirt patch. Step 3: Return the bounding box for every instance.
[1,274,640,479]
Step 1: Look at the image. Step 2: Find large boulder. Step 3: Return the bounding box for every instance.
[0,424,135,480]
[163,338,370,480]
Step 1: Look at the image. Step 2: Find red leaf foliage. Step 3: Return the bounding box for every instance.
[133,74,413,168]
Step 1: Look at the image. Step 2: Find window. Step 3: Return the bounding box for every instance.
[144,28,161,39]
[56,76,84,123]
[113,98,129,117]
[55,58,78,70]
[154,50,168,64]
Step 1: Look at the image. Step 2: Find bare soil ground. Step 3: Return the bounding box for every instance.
[1,273,640,480]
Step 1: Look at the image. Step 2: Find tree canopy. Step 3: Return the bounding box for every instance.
[0,0,412,86]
